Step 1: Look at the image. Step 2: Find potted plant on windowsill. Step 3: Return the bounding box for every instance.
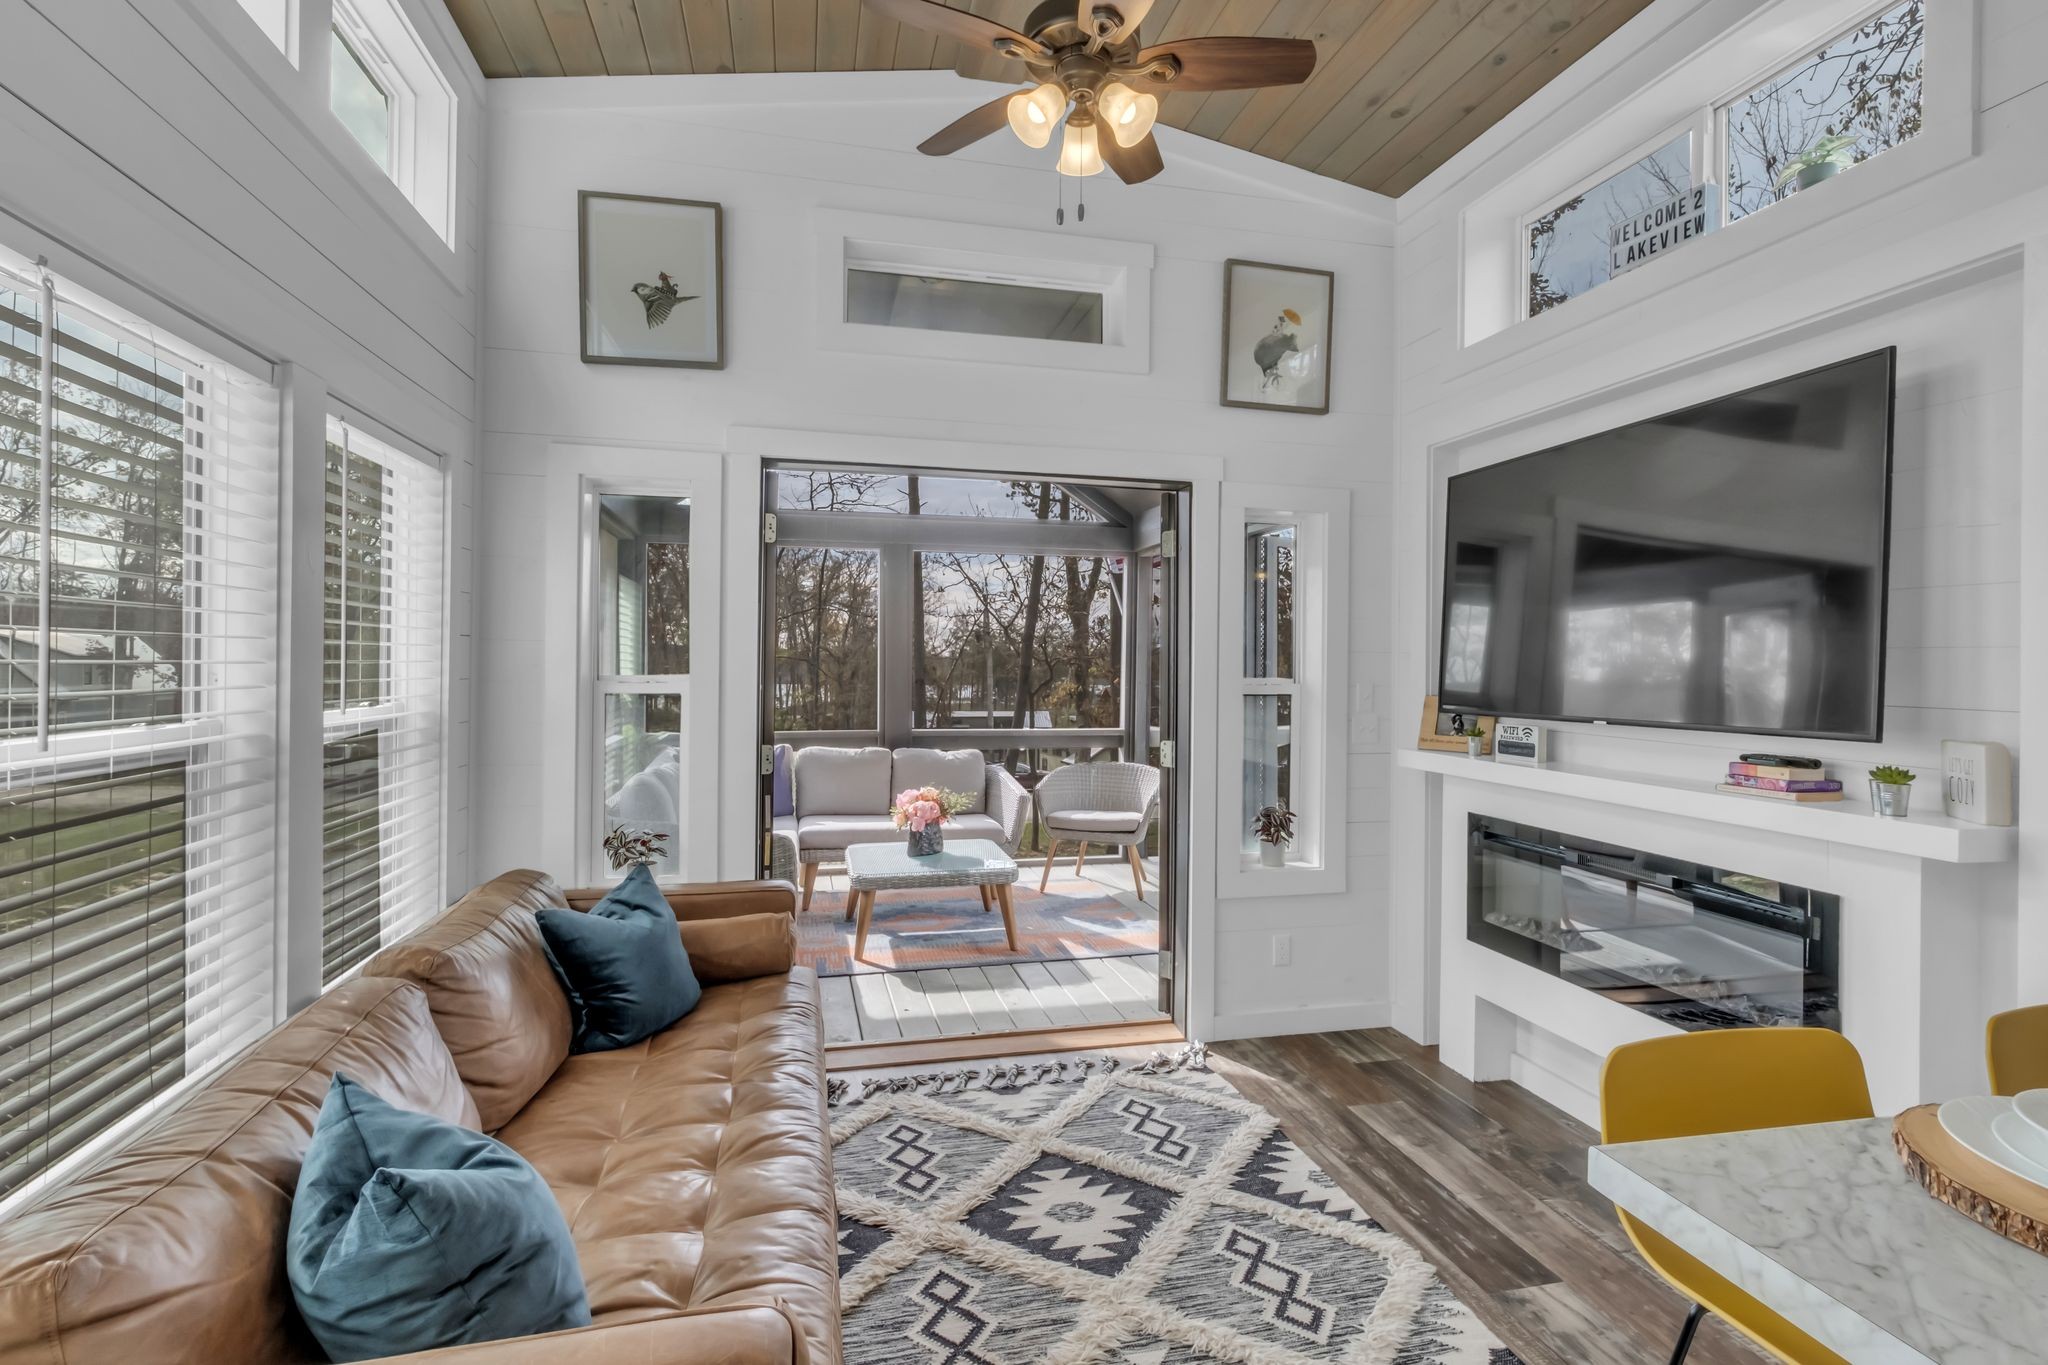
[603,825,670,871]
[1776,134,1859,196]
[1868,765,1916,818]
[1252,804,1295,868]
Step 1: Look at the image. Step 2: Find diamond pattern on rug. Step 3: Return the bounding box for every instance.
[965,1154,1176,1275]
[844,1249,1096,1365]
[833,1065,1525,1365]
[1056,1082,1247,1175]
[837,1116,1010,1206]
[1233,1130,1378,1225]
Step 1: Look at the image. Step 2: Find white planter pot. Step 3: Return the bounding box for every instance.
[1258,841,1287,868]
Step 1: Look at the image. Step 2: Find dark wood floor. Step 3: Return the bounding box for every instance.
[1211,1030,1765,1365]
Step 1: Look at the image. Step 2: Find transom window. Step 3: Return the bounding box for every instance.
[845,268,1104,344]
[329,26,394,173]
[326,0,458,245]
[1517,0,1924,321]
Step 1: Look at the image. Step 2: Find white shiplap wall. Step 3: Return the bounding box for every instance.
[1386,0,2048,1057]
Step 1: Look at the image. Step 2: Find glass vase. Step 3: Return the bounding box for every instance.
[907,824,944,857]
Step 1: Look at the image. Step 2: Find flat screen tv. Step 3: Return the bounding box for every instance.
[1437,348,1895,741]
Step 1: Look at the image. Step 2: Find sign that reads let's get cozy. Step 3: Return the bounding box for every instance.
[1608,184,1718,278]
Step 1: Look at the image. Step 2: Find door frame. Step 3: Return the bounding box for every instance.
[732,426,1219,1040]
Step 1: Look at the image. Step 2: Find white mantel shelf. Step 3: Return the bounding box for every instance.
[1394,749,2016,864]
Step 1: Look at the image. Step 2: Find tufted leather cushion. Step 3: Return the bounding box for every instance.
[677,912,796,984]
[0,978,477,1365]
[364,869,574,1131]
[494,968,841,1365]
[889,748,987,813]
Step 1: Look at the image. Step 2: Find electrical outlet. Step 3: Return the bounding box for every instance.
[1271,933,1292,967]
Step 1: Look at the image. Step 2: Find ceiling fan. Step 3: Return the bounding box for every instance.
[864,0,1317,184]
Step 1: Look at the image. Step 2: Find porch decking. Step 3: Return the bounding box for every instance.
[806,860,1168,1045]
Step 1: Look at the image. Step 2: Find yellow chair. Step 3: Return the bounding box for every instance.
[1986,1004,2048,1096]
[1600,1029,1872,1365]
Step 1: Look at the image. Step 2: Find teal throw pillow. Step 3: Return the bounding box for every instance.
[537,863,701,1052]
[286,1073,589,1362]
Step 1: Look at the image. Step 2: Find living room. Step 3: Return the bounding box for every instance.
[2,1,2044,1363]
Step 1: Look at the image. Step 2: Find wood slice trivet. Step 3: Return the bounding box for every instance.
[1894,1103,2048,1256]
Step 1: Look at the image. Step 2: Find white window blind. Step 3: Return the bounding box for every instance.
[320,416,442,986]
[0,253,279,1206]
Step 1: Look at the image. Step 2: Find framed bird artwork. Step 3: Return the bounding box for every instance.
[578,191,724,369]
[1219,259,1333,415]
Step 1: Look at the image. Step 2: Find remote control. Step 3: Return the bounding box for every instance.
[1737,753,1823,769]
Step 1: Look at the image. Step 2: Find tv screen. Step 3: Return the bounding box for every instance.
[1437,348,1894,741]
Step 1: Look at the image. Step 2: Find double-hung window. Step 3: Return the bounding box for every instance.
[0,253,279,1205]
[319,417,443,986]
[593,495,692,880]
[1217,484,1349,897]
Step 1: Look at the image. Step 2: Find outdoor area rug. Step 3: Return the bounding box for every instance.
[831,1046,1523,1365]
[797,871,1157,977]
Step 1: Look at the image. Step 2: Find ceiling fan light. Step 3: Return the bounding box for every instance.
[1056,120,1105,177]
[1006,83,1065,149]
[1098,81,1158,148]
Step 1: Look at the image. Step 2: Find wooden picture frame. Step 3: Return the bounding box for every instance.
[579,190,725,369]
[1219,259,1333,415]
[1418,694,1495,754]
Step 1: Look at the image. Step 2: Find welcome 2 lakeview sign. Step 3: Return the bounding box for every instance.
[1608,184,1719,278]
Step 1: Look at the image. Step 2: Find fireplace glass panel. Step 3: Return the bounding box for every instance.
[1468,815,1839,1031]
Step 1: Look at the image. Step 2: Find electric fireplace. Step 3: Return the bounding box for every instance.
[1467,815,1840,1032]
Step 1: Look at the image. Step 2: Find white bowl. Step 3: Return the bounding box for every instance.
[1938,1095,2048,1189]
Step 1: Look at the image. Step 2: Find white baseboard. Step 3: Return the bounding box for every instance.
[1206,999,1392,1042]
[1509,1052,1600,1129]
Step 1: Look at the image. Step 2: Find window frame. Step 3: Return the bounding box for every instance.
[1214,483,1350,901]
[326,0,458,246]
[316,413,447,990]
[561,461,725,889]
[1468,0,1969,348]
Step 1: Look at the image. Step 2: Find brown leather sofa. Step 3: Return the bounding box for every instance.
[0,870,842,1365]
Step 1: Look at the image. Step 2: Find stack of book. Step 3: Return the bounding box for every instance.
[1717,760,1844,803]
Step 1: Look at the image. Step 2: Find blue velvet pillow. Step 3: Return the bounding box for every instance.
[537,864,701,1053]
[286,1073,589,1363]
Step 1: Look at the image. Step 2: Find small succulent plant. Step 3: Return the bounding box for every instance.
[1868,764,1916,785]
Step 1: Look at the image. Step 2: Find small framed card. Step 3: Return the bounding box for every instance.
[1418,695,1493,754]
[1220,260,1332,414]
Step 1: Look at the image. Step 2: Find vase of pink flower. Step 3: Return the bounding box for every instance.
[891,785,972,857]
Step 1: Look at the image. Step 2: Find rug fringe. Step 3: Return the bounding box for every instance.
[827,1041,1206,1107]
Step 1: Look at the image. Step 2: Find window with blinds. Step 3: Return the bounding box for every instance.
[320,417,443,986]
[0,254,279,1204]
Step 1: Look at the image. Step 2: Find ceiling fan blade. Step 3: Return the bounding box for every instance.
[1131,36,1316,92]
[863,0,1049,58]
[917,93,1020,156]
[1099,131,1164,184]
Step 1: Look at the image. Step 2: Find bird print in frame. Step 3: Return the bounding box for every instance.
[580,192,725,369]
[1220,260,1333,414]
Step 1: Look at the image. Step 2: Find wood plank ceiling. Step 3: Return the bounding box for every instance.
[447,0,1656,197]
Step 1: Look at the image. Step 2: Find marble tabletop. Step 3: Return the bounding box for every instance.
[1589,1117,2048,1365]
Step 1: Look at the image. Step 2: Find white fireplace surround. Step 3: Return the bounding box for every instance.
[1400,751,2018,1125]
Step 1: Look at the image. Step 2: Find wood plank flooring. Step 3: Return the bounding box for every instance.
[1210,1030,1767,1365]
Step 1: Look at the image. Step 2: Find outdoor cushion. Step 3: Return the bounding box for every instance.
[797,813,1006,852]
[772,743,795,817]
[793,746,892,818]
[1043,809,1146,834]
[890,748,987,813]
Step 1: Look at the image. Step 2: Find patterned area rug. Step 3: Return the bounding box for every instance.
[832,1053,1523,1364]
[798,872,1158,977]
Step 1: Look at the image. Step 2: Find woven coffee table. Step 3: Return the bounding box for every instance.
[843,838,1020,963]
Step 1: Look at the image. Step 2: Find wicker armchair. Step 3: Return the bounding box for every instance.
[1031,761,1161,894]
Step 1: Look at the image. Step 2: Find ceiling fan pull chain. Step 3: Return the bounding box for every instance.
[1078,178,1087,222]
[1055,172,1065,226]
